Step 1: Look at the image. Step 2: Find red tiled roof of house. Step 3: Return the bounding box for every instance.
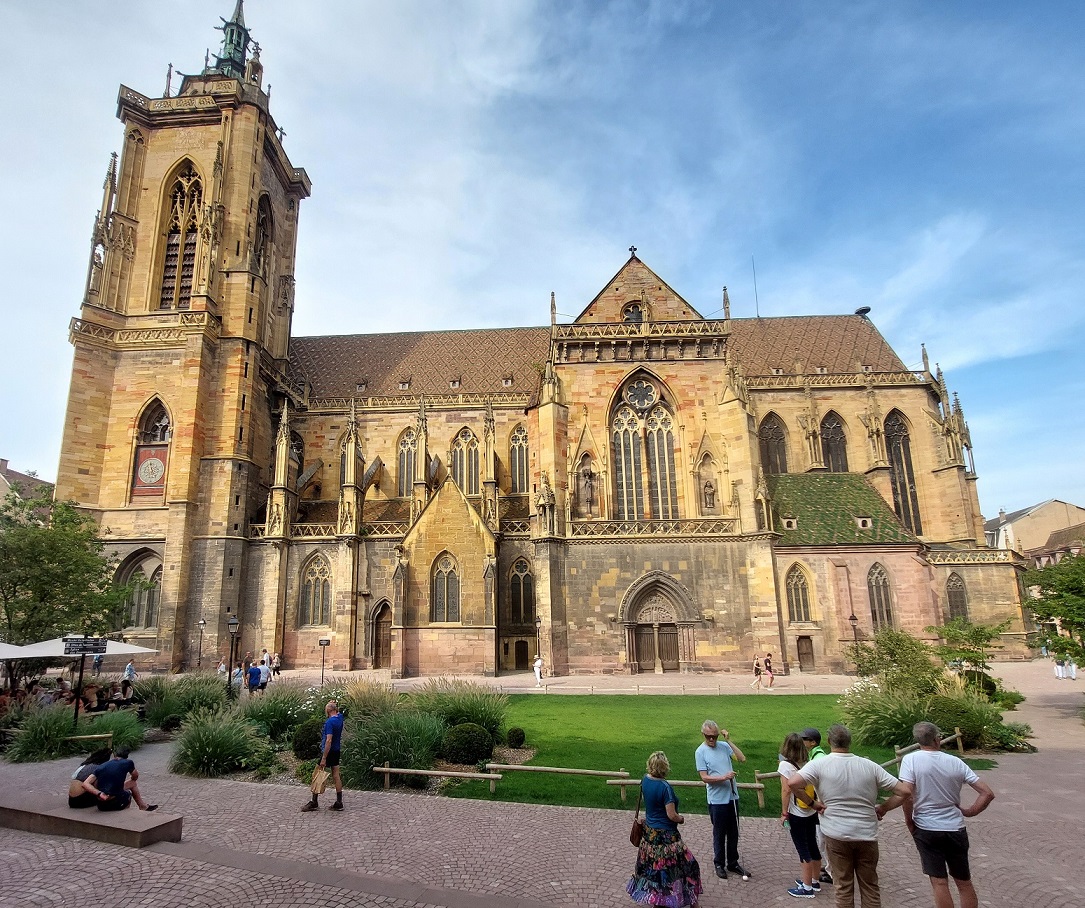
[0,459,53,500]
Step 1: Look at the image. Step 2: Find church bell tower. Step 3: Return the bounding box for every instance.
[55,1,311,669]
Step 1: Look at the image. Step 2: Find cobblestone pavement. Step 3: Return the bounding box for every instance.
[2,660,1080,907]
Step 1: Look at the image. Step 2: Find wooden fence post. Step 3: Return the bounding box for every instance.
[383,760,390,790]
[955,727,964,755]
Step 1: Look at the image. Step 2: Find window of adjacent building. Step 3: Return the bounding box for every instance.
[510,558,534,624]
[820,411,849,472]
[450,428,480,495]
[946,572,968,621]
[398,428,417,497]
[868,563,893,630]
[885,410,923,535]
[131,400,171,500]
[431,553,460,622]
[158,164,203,310]
[509,424,529,494]
[786,564,811,623]
[758,413,788,475]
[612,377,679,521]
[299,556,332,626]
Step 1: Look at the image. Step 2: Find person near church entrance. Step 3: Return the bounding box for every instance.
[303,700,344,812]
[533,654,543,687]
[246,661,262,696]
[695,719,750,880]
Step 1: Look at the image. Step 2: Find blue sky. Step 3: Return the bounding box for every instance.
[1,1,1082,518]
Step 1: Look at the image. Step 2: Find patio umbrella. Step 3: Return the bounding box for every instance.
[0,642,25,660]
[16,637,157,658]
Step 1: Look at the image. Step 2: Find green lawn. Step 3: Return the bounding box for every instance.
[445,694,997,815]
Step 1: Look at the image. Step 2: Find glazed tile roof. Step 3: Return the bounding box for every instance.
[290,327,552,400]
[768,473,916,546]
[728,315,907,376]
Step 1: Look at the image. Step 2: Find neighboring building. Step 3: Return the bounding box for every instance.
[1026,522,1085,569]
[53,3,1028,676]
[0,459,53,502]
[984,500,1085,554]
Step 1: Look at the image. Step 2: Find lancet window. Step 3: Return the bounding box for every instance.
[868,563,893,630]
[885,410,922,534]
[431,553,461,622]
[299,556,332,626]
[510,559,534,624]
[946,573,968,621]
[786,565,812,623]
[158,164,203,310]
[820,412,849,472]
[398,428,417,497]
[612,377,679,521]
[509,425,529,494]
[759,414,788,475]
[451,428,480,495]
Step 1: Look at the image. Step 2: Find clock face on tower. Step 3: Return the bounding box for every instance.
[137,456,166,485]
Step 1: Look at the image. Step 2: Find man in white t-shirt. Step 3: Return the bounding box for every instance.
[892,721,994,908]
[789,724,908,908]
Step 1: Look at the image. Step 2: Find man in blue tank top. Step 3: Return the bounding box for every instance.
[302,700,344,812]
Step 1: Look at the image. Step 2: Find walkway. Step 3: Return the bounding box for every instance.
[1,661,1080,907]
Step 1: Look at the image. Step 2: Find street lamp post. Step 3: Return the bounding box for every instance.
[197,617,206,668]
[226,615,240,699]
[319,638,331,688]
[534,615,542,659]
[848,613,859,674]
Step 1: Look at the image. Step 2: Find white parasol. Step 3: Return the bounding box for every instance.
[16,637,158,658]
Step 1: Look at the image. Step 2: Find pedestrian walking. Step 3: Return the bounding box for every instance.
[122,660,136,682]
[764,653,775,689]
[302,700,345,812]
[750,655,763,690]
[533,654,544,687]
[696,719,751,880]
[890,721,995,908]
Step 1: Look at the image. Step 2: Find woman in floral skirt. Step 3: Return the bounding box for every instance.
[627,751,702,907]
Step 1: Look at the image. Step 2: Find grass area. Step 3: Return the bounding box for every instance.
[446,694,877,816]
[446,694,999,814]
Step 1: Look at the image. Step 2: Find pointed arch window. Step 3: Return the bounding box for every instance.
[645,405,678,519]
[509,424,529,494]
[431,553,460,622]
[820,412,849,472]
[254,195,273,279]
[868,563,893,630]
[451,428,479,495]
[623,302,644,323]
[613,405,644,520]
[398,428,417,497]
[116,556,162,630]
[885,410,922,534]
[786,565,812,623]
[158,164,203,310]
[510,559,534,624]
[299,556,332,626]
[946,573,968,621]
[759,414,788,475]
[132,400,170,499]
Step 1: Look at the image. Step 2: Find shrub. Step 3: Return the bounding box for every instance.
[76,709,144,753]
[160,714,184,732]
[339,679,400,720]
[993,689,1025,710]
[444,722,494,764]
[960,670,997,698]
[852,628,942,695]
[292,716,327,761]
[506,727,526,748]
[925,692,1001,749]
[131,676,170,705]
[169,708,273,777]
[840,684,930,747]
[980,720,1033,752]
[240,684,310,740]
[5,704,81,763]
[339,711,447,790]
[405,679,507,741]
[171,674,230,715]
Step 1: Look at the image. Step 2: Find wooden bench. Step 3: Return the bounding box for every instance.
[0,791,182,849]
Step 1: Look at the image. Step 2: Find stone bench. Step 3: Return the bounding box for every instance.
[0,791,182,848]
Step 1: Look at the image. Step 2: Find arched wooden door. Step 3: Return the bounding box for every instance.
[514,640,529,670]
[373,603,392,669]
[631,595,680,673]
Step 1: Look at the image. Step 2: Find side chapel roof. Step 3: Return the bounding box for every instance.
[768,473,916,546]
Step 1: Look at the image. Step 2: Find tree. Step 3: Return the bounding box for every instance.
[0,488,133,689]
[1026,553,1085,663]
[850,627,943,694]
[925,618,1011,672]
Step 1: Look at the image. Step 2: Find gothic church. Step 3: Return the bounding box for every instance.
[55,4,1027,676]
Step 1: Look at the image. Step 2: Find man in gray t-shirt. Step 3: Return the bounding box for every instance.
[894,721,994,908]
[789,724,907,908]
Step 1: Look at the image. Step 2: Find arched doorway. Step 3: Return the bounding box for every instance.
[373,603,392,669]
[631,595,680,673]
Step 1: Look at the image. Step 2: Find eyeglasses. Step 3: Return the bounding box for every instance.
[703,734,718,740]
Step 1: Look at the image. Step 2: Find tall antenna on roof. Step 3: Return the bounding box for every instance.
[751,256,760,318]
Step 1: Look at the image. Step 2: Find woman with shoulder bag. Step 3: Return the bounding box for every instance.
[626,751,702,907]
[778,733,823,898]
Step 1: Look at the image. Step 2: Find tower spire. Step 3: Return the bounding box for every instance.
[206,0,251,80]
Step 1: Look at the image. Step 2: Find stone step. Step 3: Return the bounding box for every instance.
[0,791,182,848]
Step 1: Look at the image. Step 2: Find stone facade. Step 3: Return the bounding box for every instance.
[53,5,1029,677]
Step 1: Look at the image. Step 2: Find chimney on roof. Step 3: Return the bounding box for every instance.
[999,508,1006,521]
[0,459,7,473]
